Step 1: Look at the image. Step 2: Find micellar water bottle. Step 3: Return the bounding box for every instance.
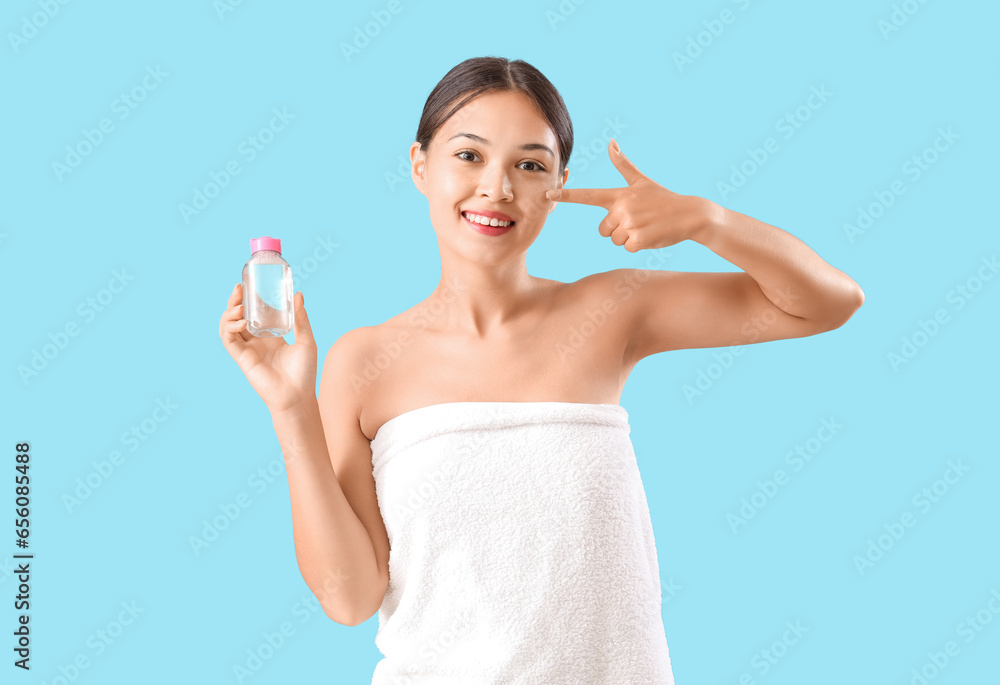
[242,236,294,337]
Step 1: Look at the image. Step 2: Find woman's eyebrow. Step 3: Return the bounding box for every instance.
[448,132,554,158]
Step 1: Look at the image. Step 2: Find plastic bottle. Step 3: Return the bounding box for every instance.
[242,236,294,337]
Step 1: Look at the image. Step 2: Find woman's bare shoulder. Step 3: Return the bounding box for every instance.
[547,269,640,304]
[323,314,422,381]
[333,272,632,351]
[326,310,415,353]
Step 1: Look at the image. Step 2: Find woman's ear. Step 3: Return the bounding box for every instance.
[410,142,427,197]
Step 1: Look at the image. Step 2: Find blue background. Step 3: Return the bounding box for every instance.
[3,0,998,683]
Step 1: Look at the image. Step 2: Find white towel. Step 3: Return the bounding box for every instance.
[369,401,675,684]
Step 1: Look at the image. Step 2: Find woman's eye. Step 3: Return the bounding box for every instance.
[455,151,544,172]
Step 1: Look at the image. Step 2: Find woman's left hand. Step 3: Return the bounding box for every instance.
[545,139,717,252]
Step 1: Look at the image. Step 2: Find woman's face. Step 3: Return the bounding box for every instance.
[410,89,569,262]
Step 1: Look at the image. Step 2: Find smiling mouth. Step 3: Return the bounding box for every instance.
[461,211,515,228]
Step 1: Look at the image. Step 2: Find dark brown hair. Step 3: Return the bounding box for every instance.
[415,56,573,177]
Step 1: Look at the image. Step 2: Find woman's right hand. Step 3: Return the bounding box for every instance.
[218,283,318,415]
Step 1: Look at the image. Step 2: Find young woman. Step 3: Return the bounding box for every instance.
[219,56,863,684]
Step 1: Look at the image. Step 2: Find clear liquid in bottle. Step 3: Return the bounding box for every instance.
[242,237,294,337]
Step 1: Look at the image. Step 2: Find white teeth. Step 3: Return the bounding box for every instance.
[463,211,512,227]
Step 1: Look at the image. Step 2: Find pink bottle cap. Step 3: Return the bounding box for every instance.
[250,236,281,254]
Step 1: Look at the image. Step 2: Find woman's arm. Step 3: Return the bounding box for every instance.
[692,201,864,324]
[547,140,865,362]
[271,398,386,626]
[219,286,387,625]
[615,199,865,363]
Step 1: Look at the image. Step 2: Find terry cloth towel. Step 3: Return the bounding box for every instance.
[369,401,675,684]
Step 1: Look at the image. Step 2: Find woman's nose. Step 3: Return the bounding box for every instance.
[476,164,513,201]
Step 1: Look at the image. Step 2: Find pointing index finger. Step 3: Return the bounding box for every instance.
[547,187,618,208]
